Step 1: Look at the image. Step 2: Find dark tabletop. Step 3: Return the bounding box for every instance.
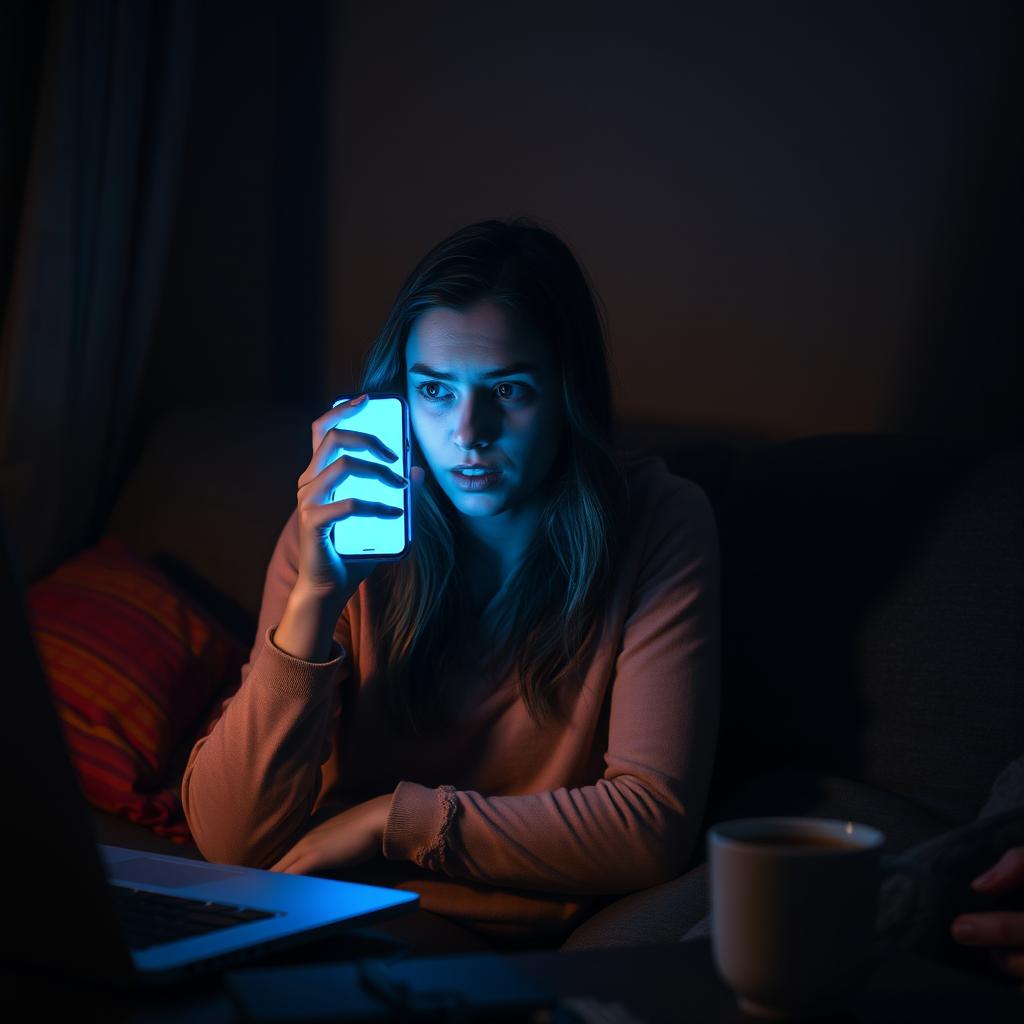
[5,933,1022,1023]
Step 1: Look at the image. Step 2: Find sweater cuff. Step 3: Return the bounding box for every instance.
[382,781,458,871]
[256,623,346,699]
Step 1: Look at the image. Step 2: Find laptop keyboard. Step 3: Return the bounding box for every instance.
[109,885,278,950]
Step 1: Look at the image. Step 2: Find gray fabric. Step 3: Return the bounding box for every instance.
[876,753,1024,961]
[979,754,1024,819]
[681,908,711,942]
[561,864,709,951]
[877,808,1024,959]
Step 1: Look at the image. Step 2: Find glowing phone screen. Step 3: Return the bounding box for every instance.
[328,395,410,559]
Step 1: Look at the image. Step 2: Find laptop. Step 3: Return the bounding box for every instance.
[0,517,418,988]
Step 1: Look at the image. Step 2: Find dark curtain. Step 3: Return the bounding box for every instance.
[0,1,51,326]
[0,0,198,583]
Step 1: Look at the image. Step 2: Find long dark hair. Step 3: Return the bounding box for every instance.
[359,217,627,735]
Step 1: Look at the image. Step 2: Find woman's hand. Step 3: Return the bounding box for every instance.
[268,794,394,875]
[295,394,417,609]
[951,846,1024,987]
[273,396,424,661]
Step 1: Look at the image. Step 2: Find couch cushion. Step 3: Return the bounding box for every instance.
[560,863,711,951]
[26,535,246,844]
[715,437,1024,824]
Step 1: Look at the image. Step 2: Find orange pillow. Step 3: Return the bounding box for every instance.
[25,535,246,843]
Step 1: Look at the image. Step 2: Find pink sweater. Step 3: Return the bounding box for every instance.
[181,456,720,937]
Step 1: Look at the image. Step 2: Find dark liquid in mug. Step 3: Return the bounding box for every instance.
[741,834,858,850]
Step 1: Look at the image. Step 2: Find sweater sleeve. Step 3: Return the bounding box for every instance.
[381,475,721,895]
[181,508,348,868]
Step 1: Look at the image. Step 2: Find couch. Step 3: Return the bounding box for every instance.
[81,404,1024,959]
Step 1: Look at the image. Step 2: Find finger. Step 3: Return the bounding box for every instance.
[951,911,1024,947]
[312,427,400,474]
[311,393,368,452]
[409,465,425,500]
[972,847,1024,892]
[280,855,314,876]
[301,453,408,502]
[301,499,405,534]
[271,848,307,874]
[990,949,1024,981]
[312,393,368,450]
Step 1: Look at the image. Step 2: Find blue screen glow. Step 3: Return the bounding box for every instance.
[327,395,409,558]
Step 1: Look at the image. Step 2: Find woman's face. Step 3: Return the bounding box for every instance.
[405,300,563,520]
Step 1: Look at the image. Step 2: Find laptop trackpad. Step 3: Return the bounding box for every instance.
[108,857,244,889]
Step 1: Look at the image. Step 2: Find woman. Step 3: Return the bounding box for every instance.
[181,217,721,944]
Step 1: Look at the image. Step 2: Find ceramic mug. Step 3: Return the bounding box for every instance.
[708,816,886,1019]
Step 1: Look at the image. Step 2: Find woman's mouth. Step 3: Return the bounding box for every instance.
[450,467,504,491]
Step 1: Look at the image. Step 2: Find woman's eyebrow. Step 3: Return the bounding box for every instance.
[408,361,538,381]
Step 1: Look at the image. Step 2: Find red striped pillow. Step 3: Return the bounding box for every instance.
[25,535,246,844]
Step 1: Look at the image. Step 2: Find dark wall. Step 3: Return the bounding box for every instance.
[144,0,1022,443]
[325,0,1021,440]
[140,0,326,420]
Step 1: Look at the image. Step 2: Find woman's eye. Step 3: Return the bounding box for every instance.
[417,381,452,402]
[494,381,530,401]
[416,380,530,403]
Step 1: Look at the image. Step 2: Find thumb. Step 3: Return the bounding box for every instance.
[410,465,426,504]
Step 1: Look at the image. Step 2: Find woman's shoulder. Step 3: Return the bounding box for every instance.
[616,453,720,578]
[621,453,716,529]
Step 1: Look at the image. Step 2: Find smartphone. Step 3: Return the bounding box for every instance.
[327,393,412,560]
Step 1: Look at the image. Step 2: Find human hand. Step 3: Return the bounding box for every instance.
[268,793,394,875]
[951,846,1024,988]
[296,394,423,608]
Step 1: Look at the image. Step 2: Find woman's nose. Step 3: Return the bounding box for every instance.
[453,390,499,451]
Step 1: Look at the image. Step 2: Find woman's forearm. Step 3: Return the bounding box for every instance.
[274,586,346,662]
